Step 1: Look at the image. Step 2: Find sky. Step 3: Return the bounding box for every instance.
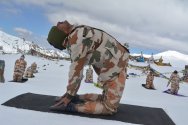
[0,0,188,54]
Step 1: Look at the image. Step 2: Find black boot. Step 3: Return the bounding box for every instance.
[64,103,77,112]
[50,103,76,113]
[49,104,66,111]
[71,95,85,104]
[55,95,85,104]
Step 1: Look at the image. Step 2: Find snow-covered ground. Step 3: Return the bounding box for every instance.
[0,54,188,125]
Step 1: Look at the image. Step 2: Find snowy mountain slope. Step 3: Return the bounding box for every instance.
[0,54,188,125]
[154,51,188,69]
[130,50,188,70]
[0,30,69,58]
[155,50,188,61]
[0,30,30,53]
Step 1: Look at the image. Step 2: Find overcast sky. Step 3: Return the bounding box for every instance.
[0,0,188,54]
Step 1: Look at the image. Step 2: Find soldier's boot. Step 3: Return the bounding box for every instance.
[55,95,84,104]
[145,84,150,89]
[50,103,76,112]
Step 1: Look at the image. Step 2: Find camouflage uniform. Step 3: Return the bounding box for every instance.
[13,58,27,82]
[0,60,5,83]
[65,25,129,115]
[31,62,37,73]
[183,70,188,82]
[169,73,180,94]
[145,72,155,89]
[85,65,93,83]
[24,66,34,78]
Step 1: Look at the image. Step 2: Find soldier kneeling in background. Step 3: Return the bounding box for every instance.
[13,55,27,82]
[0,60,5,83]
[24,66,34,78]
[145,70,155,89]
[31,62,38,73]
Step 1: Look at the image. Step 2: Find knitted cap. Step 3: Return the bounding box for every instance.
[174,70,178,74]
[21,54,25,58]
[47,26,67,50]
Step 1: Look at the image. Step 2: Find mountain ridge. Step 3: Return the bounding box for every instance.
[1,30,188,65]
[0,30,69,59]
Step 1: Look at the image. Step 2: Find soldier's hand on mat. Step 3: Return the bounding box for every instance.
[50,97,71,110]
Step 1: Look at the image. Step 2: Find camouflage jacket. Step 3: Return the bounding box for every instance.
[31,62,37,70]
[0,60,5,70]
[14,59,27,75]
[26,66,33,73]
[169,73,180,85]
[65,25,129,96]
[146,73,154,83]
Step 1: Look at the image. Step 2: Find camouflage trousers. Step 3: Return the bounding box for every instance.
[0,60,5,83]
[13,72,23,82]
[145,81,154,89]
[24,70,34,78]
[170,83,179,94]
[0,69,5,83]
[75,69,126,115]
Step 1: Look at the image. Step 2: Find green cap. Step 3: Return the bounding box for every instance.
[47,26,68,50]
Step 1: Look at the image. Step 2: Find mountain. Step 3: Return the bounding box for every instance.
[131,50,188,69]
[0,30,69,59]
[154,50,188,61]
[154,50,188,68]
[1,30,188,67]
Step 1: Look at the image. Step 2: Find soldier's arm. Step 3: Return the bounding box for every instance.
[66,28,91,96]
[14,60,19,70]
[167,74,173,86]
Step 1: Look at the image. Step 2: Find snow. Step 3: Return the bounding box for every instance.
[0,54,188,125]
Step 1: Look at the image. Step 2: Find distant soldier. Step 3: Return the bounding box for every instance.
[159,56,163,63]
[13,55,27,82]
[85,65,93,83]
[145,70,155,89]
[183,68,188,82]
[167,70,180,94]
[0,60,5,83]
[31,62,38,73]
[24,66,34,78]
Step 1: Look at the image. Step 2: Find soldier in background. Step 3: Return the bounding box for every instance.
[183,65,188,82]
[145,70,155,89]
[13,55,27,82]
[85,65,93,83]
[24,66,34,78]
[167,70,180,94]
[0,60,5,83]
[48,20,129,115]
[31,62,38,73]
[183,70,188,82]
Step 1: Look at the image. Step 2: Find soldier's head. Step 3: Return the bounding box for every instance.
[57,20,73,34]
[47,20,73,50]
[20,55,25,60]
[173,70,178,74]
[149,71,153,75]
[149,68,153,73]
